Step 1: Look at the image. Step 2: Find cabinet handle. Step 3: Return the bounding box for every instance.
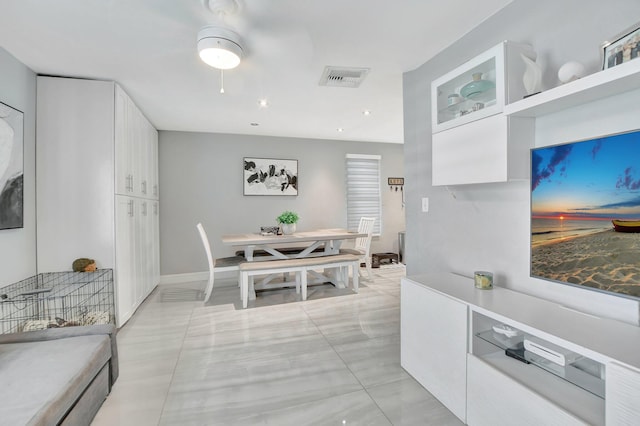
[142,180,147,195]
[128,199,134,217]
[142,201,147,216]
[130,175,134,193]
[153,184,158,196]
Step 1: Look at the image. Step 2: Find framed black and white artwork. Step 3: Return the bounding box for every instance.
[0,101,24,229]
[243,157,298,196]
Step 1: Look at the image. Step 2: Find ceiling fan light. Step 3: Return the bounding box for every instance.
[197,26,243,70]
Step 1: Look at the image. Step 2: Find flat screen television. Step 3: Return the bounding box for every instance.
[531,129,640,301]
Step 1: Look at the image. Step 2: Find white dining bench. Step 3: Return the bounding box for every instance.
[238,253,360,308]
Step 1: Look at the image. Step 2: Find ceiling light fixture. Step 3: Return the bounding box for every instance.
[197,26,243,70]
[258,99,269,108]
[363,110,371,116]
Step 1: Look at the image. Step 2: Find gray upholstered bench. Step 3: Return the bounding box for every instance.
[0,324,118,425]
[238,253,360,308]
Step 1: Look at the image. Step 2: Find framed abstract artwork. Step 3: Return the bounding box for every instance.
[243,157,298,196]
[0,101,24,229]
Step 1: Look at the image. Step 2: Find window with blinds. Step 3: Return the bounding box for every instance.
[345,154,382,236]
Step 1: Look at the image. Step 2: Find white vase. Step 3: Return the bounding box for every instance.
[281,223,296,235]
[558,61,586,84]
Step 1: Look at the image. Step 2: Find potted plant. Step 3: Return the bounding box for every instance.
[276,210,299,235]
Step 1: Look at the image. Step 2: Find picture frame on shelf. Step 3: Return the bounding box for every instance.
[0,101,24,230]
[243,157,298,196]
[601,21,640,70]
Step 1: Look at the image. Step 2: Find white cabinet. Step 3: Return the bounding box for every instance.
[401,277,468,422]
[432,115,533,186]
[431,41,535,186]
[115,85,159,199]
[401,273,640,425]
[36,76,160,327]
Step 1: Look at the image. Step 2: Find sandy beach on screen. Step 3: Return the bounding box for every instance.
[531,229,640,298]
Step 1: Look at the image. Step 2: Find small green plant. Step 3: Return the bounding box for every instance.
[276,211,299,224]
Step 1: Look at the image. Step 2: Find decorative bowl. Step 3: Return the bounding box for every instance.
[460,73,495,100]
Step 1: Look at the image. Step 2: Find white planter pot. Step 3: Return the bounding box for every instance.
[281,223,296,235]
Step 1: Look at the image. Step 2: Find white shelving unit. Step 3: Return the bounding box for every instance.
[431,41,535,186]
[401,273,640,425]
[504,58,640,117]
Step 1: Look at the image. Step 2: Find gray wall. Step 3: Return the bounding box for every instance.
[403,0,640,324]
[0,48,36,288]
[159,131,405,276]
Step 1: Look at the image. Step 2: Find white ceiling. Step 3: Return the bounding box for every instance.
[0,0,512,144]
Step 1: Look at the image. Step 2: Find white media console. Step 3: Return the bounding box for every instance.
[401,273,640,425]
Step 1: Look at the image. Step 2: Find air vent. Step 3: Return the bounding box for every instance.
[319,66,370,88]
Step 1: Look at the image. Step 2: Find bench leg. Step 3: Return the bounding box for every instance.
[249,276,256,300]
[301,270,308,301]
[352,261,359,293]
[241,272,248,308]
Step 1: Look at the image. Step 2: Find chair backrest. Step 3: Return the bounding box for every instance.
[354,217,375,255]
[196,223,215,302]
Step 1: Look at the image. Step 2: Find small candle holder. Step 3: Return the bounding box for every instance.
[474,271,493,289]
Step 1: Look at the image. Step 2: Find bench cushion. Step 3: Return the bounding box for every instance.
[0,334,111,425]
[214,255,245,269]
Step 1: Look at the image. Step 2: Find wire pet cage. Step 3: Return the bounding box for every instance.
[0,269,114,334]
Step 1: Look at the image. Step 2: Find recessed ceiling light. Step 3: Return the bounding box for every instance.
[250,122,259,126]
[337,127,344,132]
[258,99,269,108]
[363,110,371,116]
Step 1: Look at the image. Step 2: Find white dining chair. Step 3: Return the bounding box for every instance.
[196,223,245,303]
[341,217,375,280]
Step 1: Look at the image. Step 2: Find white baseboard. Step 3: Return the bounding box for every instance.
[159,271,237,287]
[159,272,207,285]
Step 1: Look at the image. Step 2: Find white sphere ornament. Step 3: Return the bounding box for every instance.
[558,61,586,84]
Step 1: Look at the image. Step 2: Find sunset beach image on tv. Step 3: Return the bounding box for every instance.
[531,130,640,300]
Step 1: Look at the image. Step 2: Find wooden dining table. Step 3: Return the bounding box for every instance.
[221,228,366,290]
[221,228,366,261]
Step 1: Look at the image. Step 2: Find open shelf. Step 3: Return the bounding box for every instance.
[475,329,605,398]
[504,59,640,117]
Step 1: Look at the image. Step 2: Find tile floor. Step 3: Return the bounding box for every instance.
[92,266,463,425]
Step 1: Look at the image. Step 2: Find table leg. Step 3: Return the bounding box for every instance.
[244,246,256,262]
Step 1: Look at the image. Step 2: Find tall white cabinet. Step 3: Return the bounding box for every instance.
[36,76,160,327]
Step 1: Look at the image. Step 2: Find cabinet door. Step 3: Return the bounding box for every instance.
[150,126,159,199]
[606,362,640,425]
[115,86,133,195]
[151,201,160,289]
[400,278,468,422]
[115,196,136,326]
[432,114,508,186]
[467,355,590,426]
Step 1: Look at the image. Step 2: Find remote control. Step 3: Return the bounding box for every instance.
[492,324,520,338]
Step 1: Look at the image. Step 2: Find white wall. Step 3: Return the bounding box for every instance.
[0,48,36,288]
[159,131,404,276]
[403,0,640,325]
